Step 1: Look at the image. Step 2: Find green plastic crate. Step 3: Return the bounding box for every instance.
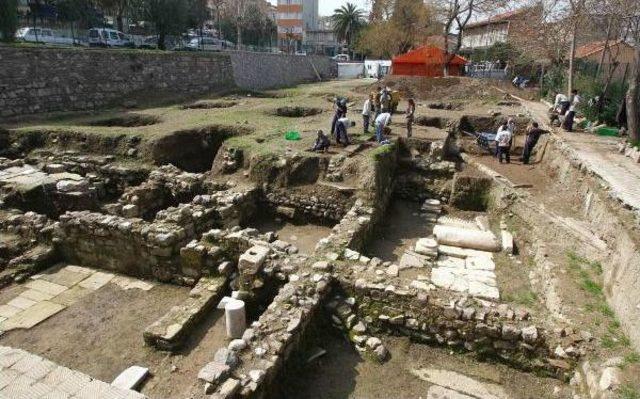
[596,127,618,137]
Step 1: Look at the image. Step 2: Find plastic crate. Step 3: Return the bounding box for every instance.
[596,127,618,137]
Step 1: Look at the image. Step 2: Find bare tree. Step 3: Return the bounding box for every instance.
[565,0,588,95]
[432,0,506,76]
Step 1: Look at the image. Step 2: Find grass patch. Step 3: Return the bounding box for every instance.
[624,352,640,366]
[619,385,640,399]
[503,290,538,306]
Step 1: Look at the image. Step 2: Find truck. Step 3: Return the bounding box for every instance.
[364,60,392,79]
[16,27,80,46]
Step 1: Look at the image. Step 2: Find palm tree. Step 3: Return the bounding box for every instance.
[331,3,365,56]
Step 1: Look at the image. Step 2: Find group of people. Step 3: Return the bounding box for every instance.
[494,118,549,165]
[310,87,417,153]
[549,89,581,132]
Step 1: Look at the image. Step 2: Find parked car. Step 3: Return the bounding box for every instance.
[16,27,79,46]
[185,37,223,51]
[138,35,158,49]
[332,54,350,62]
[88,28,133,47]
[295,50,307,56]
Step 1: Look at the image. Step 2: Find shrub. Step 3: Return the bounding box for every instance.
[0,0,18,42]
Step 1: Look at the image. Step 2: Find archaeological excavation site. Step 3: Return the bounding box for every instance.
[1,52,640,399]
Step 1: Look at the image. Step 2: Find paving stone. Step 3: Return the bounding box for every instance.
[51,369,91,395]
[63,265,93,275]
[78,271,114,290]
[7,296,37,310]
[0,346,146,399]
[412,368,509,399]
[427,385,475,399]
[431,268,455,289]
[25,279,68,296]
[399,251,428,269]
[39,389,71,399]
[50,286,91,306]
[465,256,495,271]
[468,281,500,300]
[0,348,26,368]
[0,368,19,390]
[38,268,91,287]
[0,301,66,331]
[0,304,22,318]
[438,245,494,259]
[20,289,55,302]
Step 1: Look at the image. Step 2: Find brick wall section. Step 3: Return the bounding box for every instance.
[0,46,337,118]
[228,51,337,90]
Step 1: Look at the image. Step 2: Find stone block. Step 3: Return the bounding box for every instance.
[197,362,229,384]
[111,365,149,391]
[238,245,270,275]
[501,231,514,254]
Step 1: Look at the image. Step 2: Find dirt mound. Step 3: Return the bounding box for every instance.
[86,114,161,127]
[361,76,501,102]
[182,101,238,109]
[271,107,323,118]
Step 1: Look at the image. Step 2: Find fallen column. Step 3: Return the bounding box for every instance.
[433,224,501,252]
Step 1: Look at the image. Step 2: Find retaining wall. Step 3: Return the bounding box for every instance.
[228,51,337,90]
[0,46,337,118]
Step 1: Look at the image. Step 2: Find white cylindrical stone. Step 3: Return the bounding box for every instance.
[225,299,246,339]
[433,225,501,252]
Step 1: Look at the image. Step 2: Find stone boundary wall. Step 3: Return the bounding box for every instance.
[0,46,235,118]
[228,51,337,90]
[0,46,337,119]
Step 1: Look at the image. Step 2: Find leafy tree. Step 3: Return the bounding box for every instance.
[143,0,188,49]
[331,3,365,53]
[0,0,18,42]
[356,0,438,58]
[97,0,128,31]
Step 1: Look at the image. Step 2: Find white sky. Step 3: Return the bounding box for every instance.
[268,0,371,17]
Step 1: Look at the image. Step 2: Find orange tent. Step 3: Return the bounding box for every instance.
[392,46,467,77]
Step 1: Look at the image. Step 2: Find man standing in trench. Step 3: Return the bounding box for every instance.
[521,122,549,165]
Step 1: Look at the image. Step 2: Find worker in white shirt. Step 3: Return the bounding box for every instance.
[375,112,392,144]
[362,94,373,134]
[495,120,512,164]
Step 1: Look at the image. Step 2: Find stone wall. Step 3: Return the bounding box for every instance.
[228,51,337,90]
[0,46,338,119]
[0,46,235,118]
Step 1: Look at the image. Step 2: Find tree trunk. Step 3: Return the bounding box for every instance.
[567,22,577,95]
[117,14,124,32]
[158,30,166,50]
[236,24,242,49]
[627,46,640,142]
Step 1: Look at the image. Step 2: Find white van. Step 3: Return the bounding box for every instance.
[88,28,132,47]
[16,27,78,46]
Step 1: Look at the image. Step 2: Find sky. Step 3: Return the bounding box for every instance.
[268,0,371,17]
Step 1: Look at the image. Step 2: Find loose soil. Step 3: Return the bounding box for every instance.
[365,199,434,263]
[252,215,334,255]
[282,330,564,399]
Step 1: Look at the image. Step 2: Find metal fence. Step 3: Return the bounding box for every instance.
[465,63,509,80]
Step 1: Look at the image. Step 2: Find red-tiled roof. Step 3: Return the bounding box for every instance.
[575,39,629,58]
[466,9,525,29]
